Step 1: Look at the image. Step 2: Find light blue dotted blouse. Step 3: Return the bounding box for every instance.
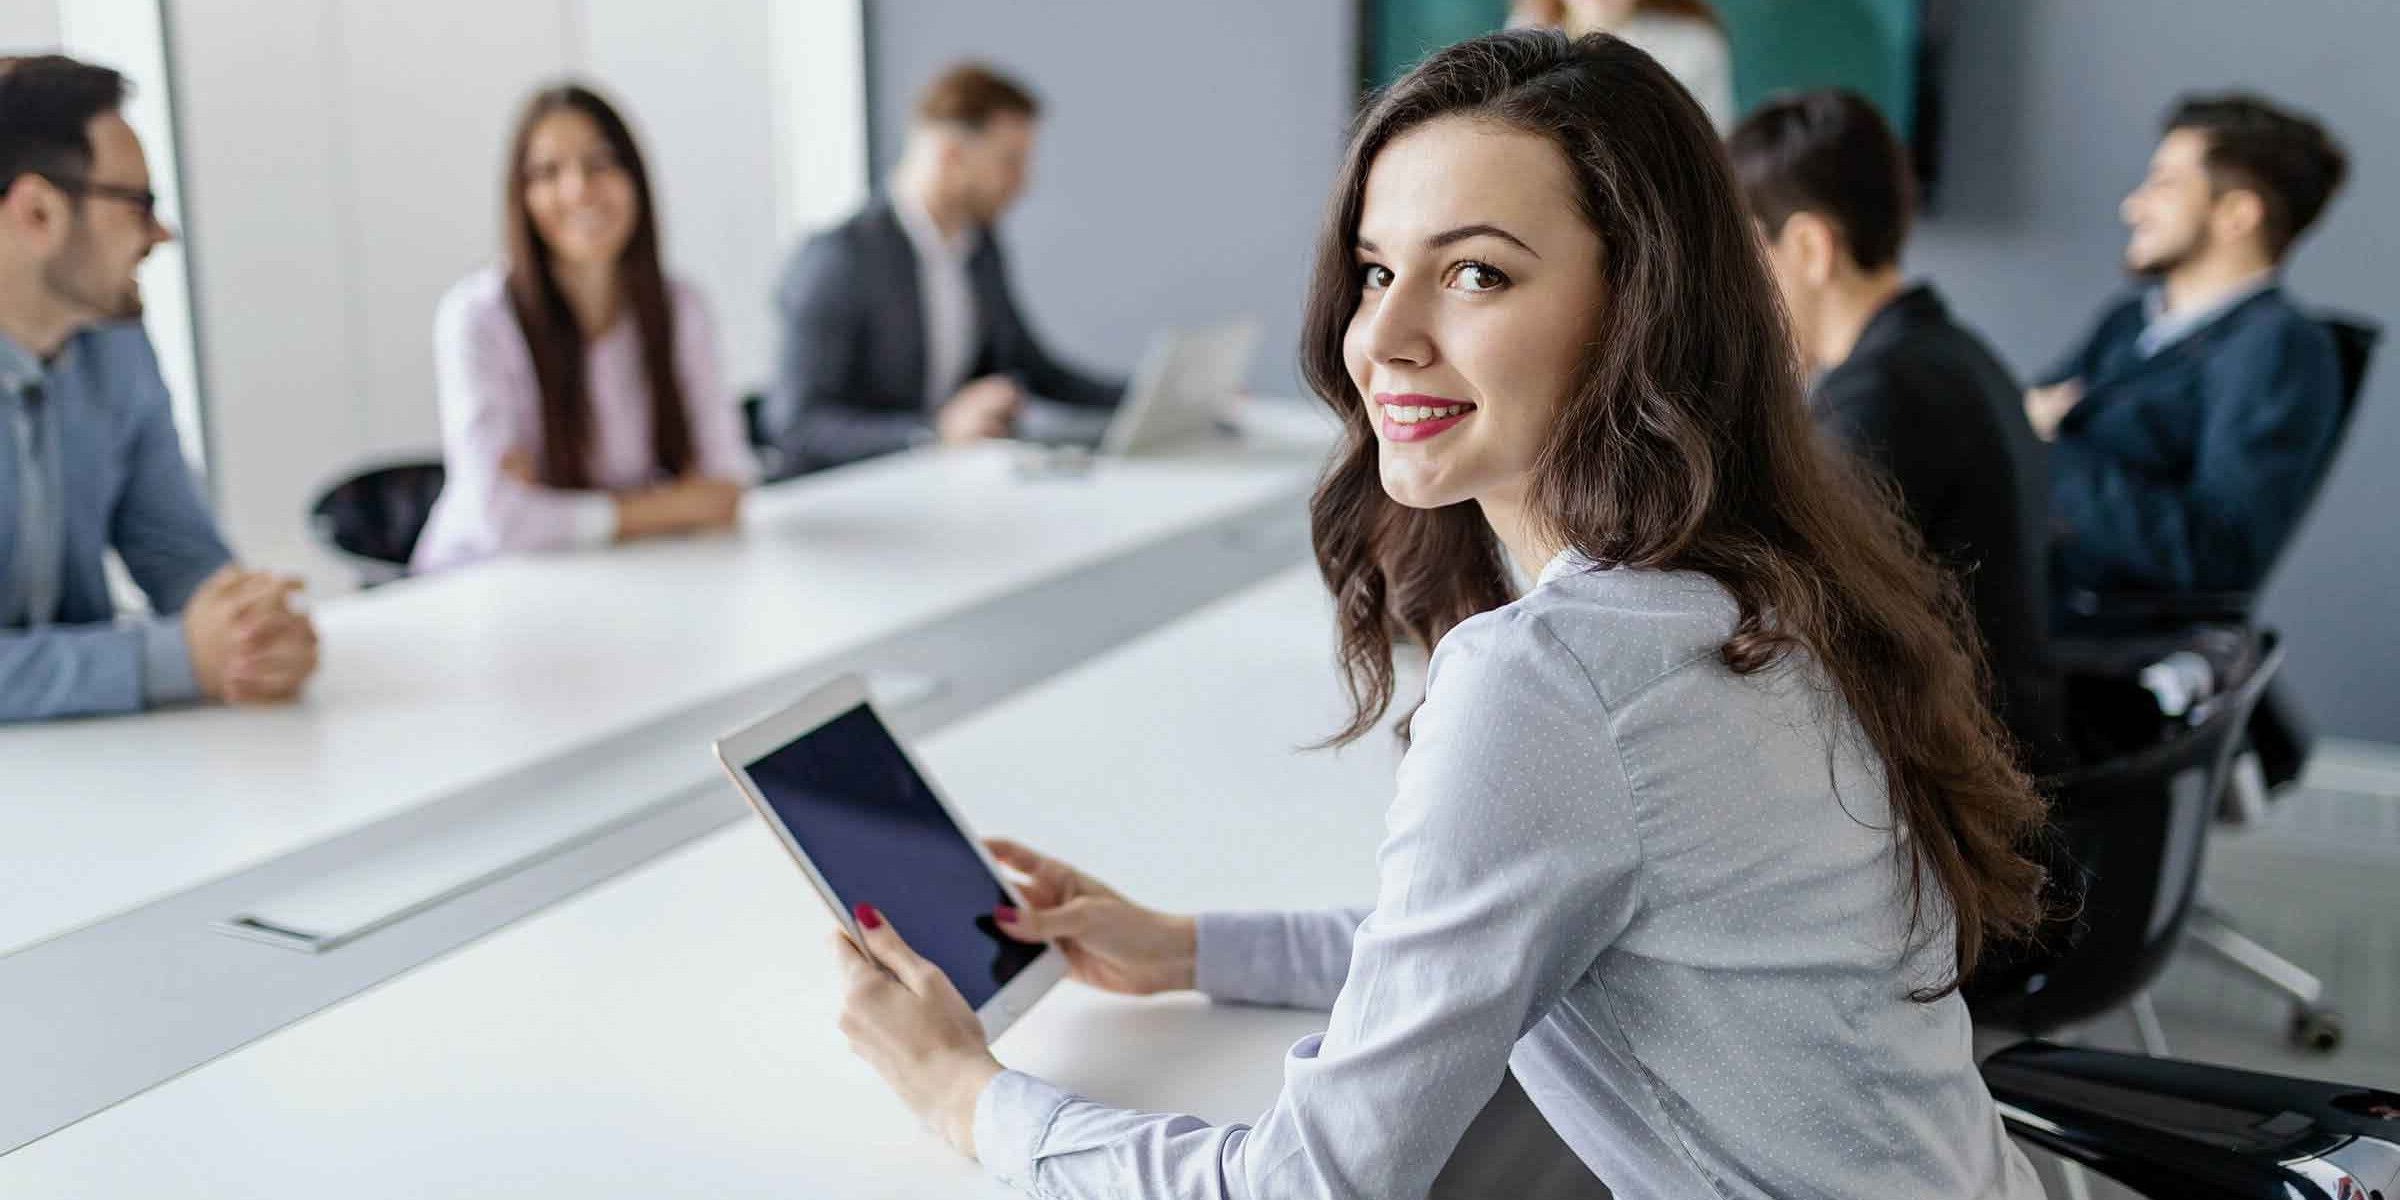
[973,552,2044,1199]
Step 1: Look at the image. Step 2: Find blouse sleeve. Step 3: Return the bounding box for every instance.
[972,606,1644,1199]
[428,281,615,559]
[672,281,760,485]
[1193,908,1371,1012]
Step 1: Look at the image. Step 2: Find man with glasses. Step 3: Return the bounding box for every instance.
[0,54,316,721]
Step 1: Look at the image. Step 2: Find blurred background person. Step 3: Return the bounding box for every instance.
[768,61,1124,473]
[2025,92,2349,599]
[1731,88,2067,772]
[0,54,314,721]
[411,84,753,574]
[1508,0,1732,131]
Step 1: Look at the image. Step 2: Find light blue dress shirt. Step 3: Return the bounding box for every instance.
[2134,273,2276,358]
[0,323,228,721]
[971,554,2044,1198]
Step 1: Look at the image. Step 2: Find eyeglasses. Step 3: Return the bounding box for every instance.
[40,174,161,223]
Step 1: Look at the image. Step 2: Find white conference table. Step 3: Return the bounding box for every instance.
[0,566,1410,1197]
[0,404,1349,1153]
[0,410,1331,959]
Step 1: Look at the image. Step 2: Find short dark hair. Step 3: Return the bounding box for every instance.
[0,54,129,197]
[2164,92,2347,261]
[913,61,1039,132]
[1727,88,1913,272]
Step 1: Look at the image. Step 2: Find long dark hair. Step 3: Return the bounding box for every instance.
[1303,31,2045,998]
[502,84,691,489]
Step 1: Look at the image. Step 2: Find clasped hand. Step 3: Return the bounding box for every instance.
[182,564,318,704]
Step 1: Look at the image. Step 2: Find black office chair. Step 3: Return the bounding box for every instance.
[2054,313,2379,1052]
[305,460,445,587]
[1983,1040,2400,1199]
[1963,628,2390,1198]
[740,390,792,480]
[1971,625,2281,1048]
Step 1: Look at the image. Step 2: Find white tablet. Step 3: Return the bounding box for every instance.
[713,674,1064,1040]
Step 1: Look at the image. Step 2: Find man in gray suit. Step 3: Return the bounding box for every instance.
[769,62,1124,472]
[1,55,316,721]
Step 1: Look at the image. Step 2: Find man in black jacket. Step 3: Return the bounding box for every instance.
[768,62,1123,472]
[1733,89,2067,770]
[2026,93,2348,596]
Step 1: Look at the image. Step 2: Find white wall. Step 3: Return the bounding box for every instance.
[162,0,865,578]
[6,2,204,468]
[578,0,782,394]
[0,0,59,45]
[58,0,203,468]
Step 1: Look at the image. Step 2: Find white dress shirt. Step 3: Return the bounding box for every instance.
[893,192,981,411]
[972,553,2043,1199]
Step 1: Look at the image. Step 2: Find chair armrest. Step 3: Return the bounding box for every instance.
[1983,1040,2400,1198]
[2064,589,2255,624]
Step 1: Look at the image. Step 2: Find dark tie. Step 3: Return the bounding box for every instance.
[14,378,59,626]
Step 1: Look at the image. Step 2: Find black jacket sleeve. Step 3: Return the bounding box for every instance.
[770,233,932,468]
[982,237,1124,409]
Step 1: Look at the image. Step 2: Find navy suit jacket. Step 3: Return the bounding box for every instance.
[768,200,1123,471]
[2041,287,2342,593]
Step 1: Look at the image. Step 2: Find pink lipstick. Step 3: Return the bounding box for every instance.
[1374,393,1477,442]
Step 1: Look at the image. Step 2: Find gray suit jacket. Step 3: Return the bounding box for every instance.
[768,200,1123,471]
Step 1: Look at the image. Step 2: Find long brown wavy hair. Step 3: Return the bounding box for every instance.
[502,84,692,490]
[1303,30,2046,998]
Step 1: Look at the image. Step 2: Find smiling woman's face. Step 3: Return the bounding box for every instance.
[1344,116,1606,515]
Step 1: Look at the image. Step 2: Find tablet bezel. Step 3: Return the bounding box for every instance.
[712,673,1064,1042]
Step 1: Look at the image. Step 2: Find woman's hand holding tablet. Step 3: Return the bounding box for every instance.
[982,839,1199,996]
[831,841,1203,1162]
[829,903,1005,1158]
[717,674,1209,1163]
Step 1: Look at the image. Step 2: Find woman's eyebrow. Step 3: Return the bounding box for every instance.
[1354,223,1540,259]
[1426,223,1539,257]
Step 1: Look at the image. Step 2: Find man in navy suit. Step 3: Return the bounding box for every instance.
[769,62,1123,472]
[2028,93,2349,596]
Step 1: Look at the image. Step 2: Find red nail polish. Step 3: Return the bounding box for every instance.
[854,903,881,930]
[994,905,1020,924]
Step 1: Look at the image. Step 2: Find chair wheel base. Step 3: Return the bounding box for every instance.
[2288,1008,2343,1054]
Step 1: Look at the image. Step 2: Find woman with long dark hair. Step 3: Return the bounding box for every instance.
[828,32,2048,1197]
[412,84,752,573]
